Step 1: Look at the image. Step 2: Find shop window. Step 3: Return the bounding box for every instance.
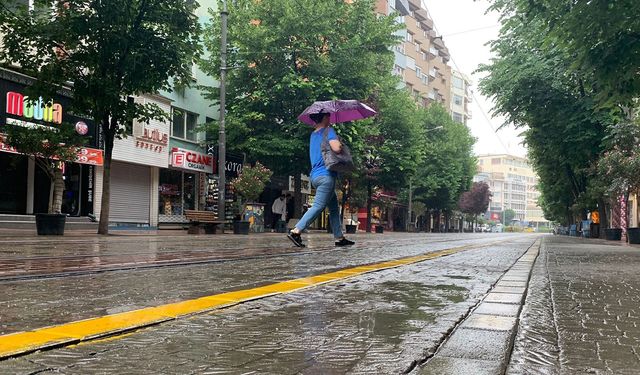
[159,169,197,217]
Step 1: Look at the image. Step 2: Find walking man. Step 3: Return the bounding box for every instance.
[287,112,355,247]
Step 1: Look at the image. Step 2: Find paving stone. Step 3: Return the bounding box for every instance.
[484,292,523,304]
[419,356,502,375]
[474,302,521,317]
[492,286,526,294]
[495,281,527,288]
[437,328,512,361]
[461,314,517,331]
[0,234,539,374]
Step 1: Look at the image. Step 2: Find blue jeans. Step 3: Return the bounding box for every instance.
[295,175,344,238]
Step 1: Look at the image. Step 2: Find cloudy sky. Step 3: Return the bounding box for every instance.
[425,0,527,157]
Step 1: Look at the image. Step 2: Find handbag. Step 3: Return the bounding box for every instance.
[321,127,355,173]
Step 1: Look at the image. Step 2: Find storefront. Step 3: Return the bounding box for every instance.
[0,68,102,216]
[94,94,170,227]
[158,144,213,223]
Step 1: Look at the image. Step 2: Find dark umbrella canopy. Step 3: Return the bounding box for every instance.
[298,100,377,125]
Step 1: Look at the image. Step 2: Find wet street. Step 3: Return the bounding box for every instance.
[1,232,638,374]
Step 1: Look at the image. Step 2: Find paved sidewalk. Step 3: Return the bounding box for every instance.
[508,236,640,374]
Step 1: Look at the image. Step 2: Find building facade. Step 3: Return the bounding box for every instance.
[450,70,472,125]
[474,154,549,227]
[375,0,453,108]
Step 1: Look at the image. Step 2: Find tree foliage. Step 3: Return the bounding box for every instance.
[459,181,491,217]
[200,0,400,177]
[0,0,201,233]
[479,3,613,225]
[413,105,476,213]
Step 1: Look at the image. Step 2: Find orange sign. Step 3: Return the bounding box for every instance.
[0,137,103,166]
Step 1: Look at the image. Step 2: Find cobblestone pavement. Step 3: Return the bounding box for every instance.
[507,236,640,375]
[0,233,520,335]
[0,234,538,373]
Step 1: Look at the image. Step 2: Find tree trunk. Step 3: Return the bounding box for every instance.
[444,211,450,232]
[52,166,64,214]
[48,173,55,214]
[598,196,608,239]
[294,173,302,219]
[98,123,114,235]
[366,180,372,233]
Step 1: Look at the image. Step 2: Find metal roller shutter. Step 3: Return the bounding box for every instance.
[110,162,150,223]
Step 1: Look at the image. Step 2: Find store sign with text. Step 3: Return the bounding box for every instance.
[205,144,243,178]
[134,121,169,153]
[1,76,98,147]
[0,136,104,166]
[170,147,214,173]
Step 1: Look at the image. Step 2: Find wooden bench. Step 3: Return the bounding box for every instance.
[184,210,226,234]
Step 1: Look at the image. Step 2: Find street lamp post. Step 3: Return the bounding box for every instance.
[218,0,228,227]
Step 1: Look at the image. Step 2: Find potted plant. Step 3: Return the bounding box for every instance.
[597,116,640,243]
[229,162,272,235]
[4,119,85,235]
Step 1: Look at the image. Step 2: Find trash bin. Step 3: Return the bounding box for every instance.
[570,224,577,237]
[581,220,591,238]
[590,223,600,238]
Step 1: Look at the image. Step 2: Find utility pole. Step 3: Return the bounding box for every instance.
[407,179,413,232]
[218,0,228,226]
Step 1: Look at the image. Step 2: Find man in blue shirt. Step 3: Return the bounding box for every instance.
[287,112,355,247]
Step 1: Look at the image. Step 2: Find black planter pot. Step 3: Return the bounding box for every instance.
[233,220,250,235]
[628,227,640,244]
[375,225,384,234]
[35,213,66,235]
[346,224,357,234]
[605,228,622,241]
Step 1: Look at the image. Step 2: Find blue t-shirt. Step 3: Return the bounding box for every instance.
[309,127,338,180]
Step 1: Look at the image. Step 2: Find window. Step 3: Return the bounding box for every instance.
[395,44,405,54]
[406,32,413,43]
[453,76,464,89]
[416,42,421,52]
[416,67,422,78]
[452,112,463,123]
[453,94,463,106]
[172,108,199,142]
[392,64,404,77]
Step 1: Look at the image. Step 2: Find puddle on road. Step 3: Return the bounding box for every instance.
[350,281,469,345]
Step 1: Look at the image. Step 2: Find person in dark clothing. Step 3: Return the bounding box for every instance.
[285,193,294,222]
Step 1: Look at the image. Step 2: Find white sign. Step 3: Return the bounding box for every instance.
[171,147,214,174]
[289,174,311,195]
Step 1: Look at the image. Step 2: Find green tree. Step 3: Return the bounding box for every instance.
[200,0,400,217]
[0,0,201,234]
[488,0,640,108]
[478,12,610,229]
[413,105,476,231]
[503,208,516,225]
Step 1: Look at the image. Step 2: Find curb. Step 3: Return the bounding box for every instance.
[414,239,541,374]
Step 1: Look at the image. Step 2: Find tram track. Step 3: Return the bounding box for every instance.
[0,236,494,282]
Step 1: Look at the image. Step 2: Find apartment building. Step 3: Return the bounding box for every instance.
[450,70,472,125]
[376,0,453,108]
[474,154,549,226]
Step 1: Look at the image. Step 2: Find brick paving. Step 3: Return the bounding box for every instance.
[0,236,537,374]
[508,236,640,375]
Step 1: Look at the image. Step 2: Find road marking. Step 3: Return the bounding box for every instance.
[0,240,508,359]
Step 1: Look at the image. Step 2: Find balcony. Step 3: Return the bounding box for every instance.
[427,91,436,100]
[432,37,446,50]
[394,0,411,15]
[428,67,437,81]
[408,0,421,11]
[414,9,430,22]
[419,17,434,31]
[427,47,438,59]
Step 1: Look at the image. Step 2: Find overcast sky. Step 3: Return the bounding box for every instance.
[424,0,527,157]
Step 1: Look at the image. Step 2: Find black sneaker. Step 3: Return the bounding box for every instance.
[287,231,305,247]
[335,238,355,247]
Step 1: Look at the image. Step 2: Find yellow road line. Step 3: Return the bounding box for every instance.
[0,240,507,359]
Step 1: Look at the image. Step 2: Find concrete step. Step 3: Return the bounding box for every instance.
[0,215,98,230]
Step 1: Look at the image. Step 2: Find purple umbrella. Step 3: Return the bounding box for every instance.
[298,100,377,125]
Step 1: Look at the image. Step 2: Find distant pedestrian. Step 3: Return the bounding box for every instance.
[271,194,286,230]
[285,193,294,222]
[287,112,354,247]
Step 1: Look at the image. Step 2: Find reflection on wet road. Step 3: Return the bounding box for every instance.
[0,233,539,374]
